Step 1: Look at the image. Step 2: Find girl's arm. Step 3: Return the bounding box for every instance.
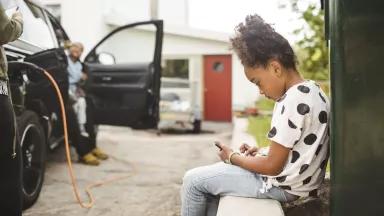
[218,141,290,176]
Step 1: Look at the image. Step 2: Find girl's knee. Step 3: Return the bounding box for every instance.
[183,167,201,185]
[183,162,227,185]
[182,166,211,191]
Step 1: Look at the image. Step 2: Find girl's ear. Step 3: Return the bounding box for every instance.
[269,60,283,78]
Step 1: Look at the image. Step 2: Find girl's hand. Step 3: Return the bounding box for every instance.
[216,142,233,163]
[239,143,259,156]
[239,143,251,153]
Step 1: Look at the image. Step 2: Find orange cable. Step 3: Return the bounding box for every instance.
[43,70,135,208]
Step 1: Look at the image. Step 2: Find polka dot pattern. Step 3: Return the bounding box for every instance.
[276,176,287,183]
[291,151,300,163]
[268,127,277,138]
[319,111,327,123]
[288,119,297,129]
[298,85,310,93]
[299,164,309,174]
[303,176,312,185]
[264,81,329,196]
[320,160,327,170]
[319,92,326,103]
[297,103,310,115]
[280,185,291,190]
[304,134,317,145]
[315,144,323,155]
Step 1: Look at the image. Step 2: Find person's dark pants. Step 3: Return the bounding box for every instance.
[66,105,92,157]
[66,97,97,157]
[0,94,22,216]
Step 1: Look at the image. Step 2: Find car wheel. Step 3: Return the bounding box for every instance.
[17,110,46,210]
[192,119,201,134]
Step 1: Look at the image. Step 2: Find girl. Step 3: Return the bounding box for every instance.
[181,14,330,216]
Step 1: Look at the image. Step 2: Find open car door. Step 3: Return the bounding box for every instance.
[84,20,163,128]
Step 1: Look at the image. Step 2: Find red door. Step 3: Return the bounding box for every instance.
[204,55,232,122]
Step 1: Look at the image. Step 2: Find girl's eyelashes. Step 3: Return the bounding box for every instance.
[250,78,260,87]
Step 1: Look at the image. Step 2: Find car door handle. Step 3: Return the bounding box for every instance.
[101,76,112,81]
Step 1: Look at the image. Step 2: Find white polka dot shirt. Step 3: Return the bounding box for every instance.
[261,80,330,198]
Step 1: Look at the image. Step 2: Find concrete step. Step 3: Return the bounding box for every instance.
[217,196,284,216]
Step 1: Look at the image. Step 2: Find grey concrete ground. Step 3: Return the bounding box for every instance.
[24,122,232,216]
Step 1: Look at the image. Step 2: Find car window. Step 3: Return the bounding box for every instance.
[161,93,181,101]
[94,24,157,64]
[18,1,56,49]
[161,78,190,88]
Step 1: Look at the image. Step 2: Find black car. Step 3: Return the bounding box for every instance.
[4,0,163,209]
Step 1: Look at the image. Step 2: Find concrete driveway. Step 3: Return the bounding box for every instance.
[24,122,232,216]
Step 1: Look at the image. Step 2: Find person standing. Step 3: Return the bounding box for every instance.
[0,2,23,215]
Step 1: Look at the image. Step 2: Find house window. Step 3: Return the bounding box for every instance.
[213,61,224,72]
[162,59,189,79]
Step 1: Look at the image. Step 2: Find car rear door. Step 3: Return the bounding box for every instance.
[84,20,163,128]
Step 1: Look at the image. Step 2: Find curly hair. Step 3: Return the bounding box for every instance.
[230,14,297,70]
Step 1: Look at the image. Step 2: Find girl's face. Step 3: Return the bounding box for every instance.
[244,61,286,101]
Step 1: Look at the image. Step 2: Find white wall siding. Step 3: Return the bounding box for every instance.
[188,55,203,114]
[61,0,109,55]
[49,0,260,112]
[158,0,188,26]
[162,34,230,56]
[232,55,260,110]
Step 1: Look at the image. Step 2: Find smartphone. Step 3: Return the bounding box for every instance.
[214,141,222,151]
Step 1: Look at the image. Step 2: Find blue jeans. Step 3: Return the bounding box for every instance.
[181,162,298,216]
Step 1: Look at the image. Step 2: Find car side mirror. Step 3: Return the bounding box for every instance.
[97,52,116,65]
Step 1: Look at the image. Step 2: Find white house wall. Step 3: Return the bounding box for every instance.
[188,55,203,115]
[61,0,110,56]
[231,55,260,110]
[158,0,188,26]
[57,0,260,112]
[103,0,150,22]
[162,33,231,57]
[60,0,151,56]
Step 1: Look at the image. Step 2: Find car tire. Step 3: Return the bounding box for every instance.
[192,119,201,134]
[17,110,46,210]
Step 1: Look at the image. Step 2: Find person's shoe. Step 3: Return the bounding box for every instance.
[92,147,109,160]
[80,153,100,166]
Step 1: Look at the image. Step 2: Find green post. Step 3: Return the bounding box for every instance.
[328,0,384,215]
